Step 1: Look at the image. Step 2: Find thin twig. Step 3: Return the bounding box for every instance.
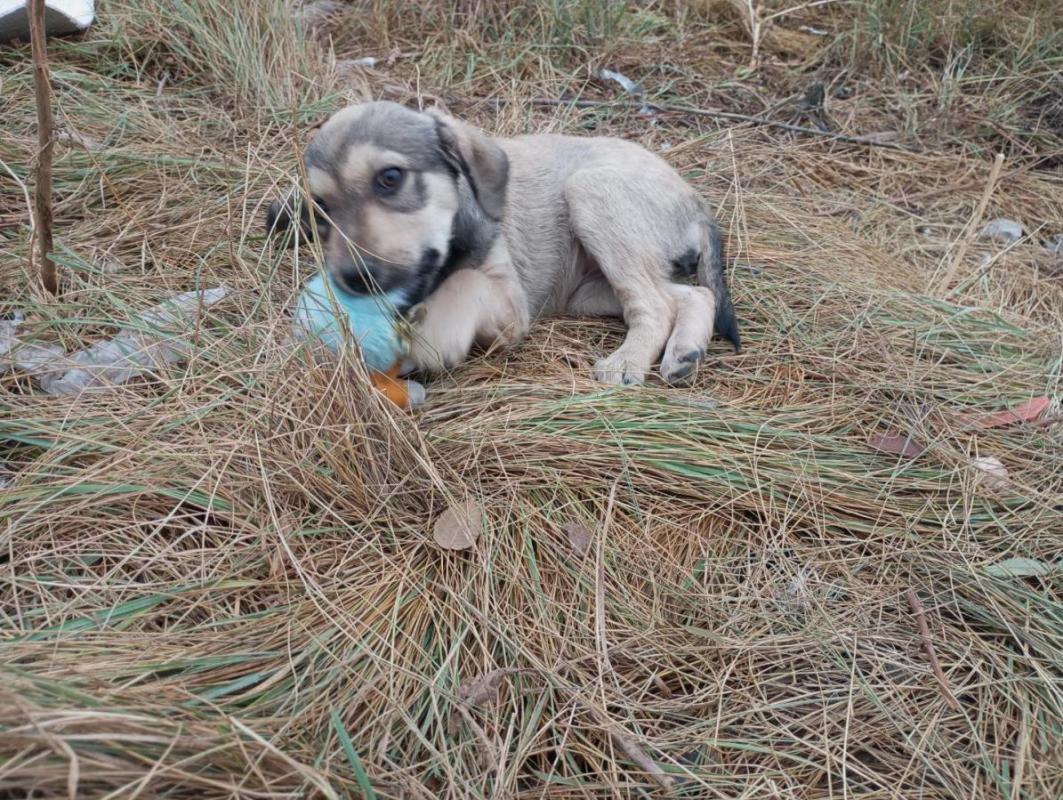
[29,0,58,296]
[934,152,1004,295]
[905,589,961,711]
[576,699,674,789]
[446,94,924,153]
[0,157,37,287]
[595,480,619,676]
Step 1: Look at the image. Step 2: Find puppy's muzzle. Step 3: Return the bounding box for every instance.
[331,247,444,297]
[334,258,383,294]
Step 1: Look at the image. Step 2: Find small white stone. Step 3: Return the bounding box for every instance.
[979,218,1024,243]
[336,57,377,74]
[972,456,1009,489]
[406,379,426,408]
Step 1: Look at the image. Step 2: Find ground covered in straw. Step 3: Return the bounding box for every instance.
[1,1,1062,797]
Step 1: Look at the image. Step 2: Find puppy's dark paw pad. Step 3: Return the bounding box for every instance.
[661,363,695,385]
[661,348,704,385]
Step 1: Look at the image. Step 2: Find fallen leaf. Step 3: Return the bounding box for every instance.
[983,557,1058,578]
[57,127,103,152]
[457,668,515,707]
[563,522,593,557]
[868,432,926,458]
[433,498,483,550]
[449,667,533,736]
[957,396,1050,429]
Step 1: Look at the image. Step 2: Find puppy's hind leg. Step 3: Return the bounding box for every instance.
[566,172,676,386]
[660,283,716,385]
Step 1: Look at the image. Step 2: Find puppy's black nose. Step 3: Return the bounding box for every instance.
[337,267,373,294]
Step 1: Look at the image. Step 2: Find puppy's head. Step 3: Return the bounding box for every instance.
[266,101,508,301]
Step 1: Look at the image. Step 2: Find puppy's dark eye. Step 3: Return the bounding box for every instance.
[374,166,405,196]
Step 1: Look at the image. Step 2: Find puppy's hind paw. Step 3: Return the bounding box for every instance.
[660,347,704,386]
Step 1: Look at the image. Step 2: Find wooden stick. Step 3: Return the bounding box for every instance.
[577,700,673,788]
[906,588,961,711]
[446,94,924,154]
[595,480,619,675]
[29,0,58,296]
[934,152,1005,296]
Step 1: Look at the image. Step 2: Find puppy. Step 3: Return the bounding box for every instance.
[267,101,740,385]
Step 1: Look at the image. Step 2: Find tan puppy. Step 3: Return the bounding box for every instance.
[267,101,740,384]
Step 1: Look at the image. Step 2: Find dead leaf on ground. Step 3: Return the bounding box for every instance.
[449,667,533,735]
[956,396,1050,429]
[563,522,593,557]
[433,498,483,550]
[457,668,516,707]
[868,432,926,458]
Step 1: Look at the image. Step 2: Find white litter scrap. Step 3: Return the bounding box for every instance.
[599,68,640,95]
[598,68,653,116]
[335,56,379,77]
[0,287,229,395]
[979,218,1024,244]
[971,455,1009,490]
[0,0,94,41]
[0,312,26,358]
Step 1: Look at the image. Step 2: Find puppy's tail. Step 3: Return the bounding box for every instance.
[697,219,741,353]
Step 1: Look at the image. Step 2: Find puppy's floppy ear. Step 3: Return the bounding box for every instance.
[428,108,509,221]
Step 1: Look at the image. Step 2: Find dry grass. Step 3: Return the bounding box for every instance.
[1,1,1062,797]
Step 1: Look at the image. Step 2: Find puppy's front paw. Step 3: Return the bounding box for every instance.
[407,304,478,374]
[407,337,465,374]
[594,352,647,386]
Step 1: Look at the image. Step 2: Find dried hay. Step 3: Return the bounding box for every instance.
[1,1,1061,797]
